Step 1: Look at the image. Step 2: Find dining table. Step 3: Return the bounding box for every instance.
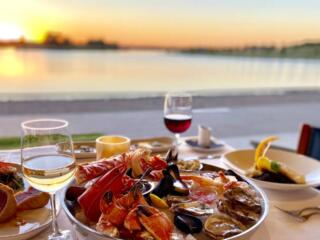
[2,138,320,240]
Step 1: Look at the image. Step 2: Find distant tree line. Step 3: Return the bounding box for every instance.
[181,43,320,59]
[42,32,118,49]
[0,31,118,50]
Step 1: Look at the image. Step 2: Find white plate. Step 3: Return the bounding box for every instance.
[131,136,174,153]
[223,149,320,191]
[0,179,60,240]
[184,136,226,153]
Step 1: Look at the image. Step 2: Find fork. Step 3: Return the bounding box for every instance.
[275,205,320,222]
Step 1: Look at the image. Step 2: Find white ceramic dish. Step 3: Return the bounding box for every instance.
[0,190,60,240]
[223,149,320,191]
[131,136,174,153]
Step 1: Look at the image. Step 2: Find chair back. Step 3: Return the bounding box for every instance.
[297,123,320,160]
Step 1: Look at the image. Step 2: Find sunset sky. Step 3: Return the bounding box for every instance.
[1,0,320,48]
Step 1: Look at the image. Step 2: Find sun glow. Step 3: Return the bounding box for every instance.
[0,23,24,41]
[0,48,25,77]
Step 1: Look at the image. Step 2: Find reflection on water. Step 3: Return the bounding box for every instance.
[0,48,320,100]
[0,48,25,77]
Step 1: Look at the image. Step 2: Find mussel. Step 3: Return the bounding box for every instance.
[65,186,86,202]
[65,186,86,214]
[172,201,214,216]
[167,164,189,196]
[204,213,245,239]
[165,148,178,164]
[152,169,175,198]
[174,213,203,234]
[152,164,189,197]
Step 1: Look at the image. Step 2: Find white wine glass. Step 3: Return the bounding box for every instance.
[164,92,192,146]
[21,119,75,240]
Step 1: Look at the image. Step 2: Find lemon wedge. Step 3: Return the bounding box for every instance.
[150,194,169,208]
[255,136,278,169]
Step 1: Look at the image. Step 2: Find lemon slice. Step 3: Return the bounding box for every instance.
[255,136,278,169]
[150,194,169,208]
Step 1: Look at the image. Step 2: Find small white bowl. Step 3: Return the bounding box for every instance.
[223,149,320,191]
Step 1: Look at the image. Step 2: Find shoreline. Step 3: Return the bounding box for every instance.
[1,90,319,115]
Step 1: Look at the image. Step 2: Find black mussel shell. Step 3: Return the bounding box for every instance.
[165,149,178,164]
[65,186,86,202]
[167,164,189,195]
[152,169,175,198]
[65,186,86,215]
[126,168,134,178]
[174,213,203,234]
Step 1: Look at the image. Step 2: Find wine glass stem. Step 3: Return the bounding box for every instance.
[175,133,180,146]
[49,193,61,237]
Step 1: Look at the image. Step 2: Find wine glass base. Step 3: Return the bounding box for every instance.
[48,230,73,240]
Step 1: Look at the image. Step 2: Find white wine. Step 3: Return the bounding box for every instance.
[23,154,75,193]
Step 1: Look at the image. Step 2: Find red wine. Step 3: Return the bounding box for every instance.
[164,114,192,133]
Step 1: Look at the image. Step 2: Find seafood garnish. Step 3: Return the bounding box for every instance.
[172,201,214,216]
[204,213,245,239]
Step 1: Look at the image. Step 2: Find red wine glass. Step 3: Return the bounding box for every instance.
[164,92,192,146]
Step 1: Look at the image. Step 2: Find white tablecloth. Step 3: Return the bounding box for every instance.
[3,143,320,240]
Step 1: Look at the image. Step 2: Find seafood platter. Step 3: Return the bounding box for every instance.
[62,149,269,240]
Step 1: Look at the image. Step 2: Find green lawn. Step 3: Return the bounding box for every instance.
[0,133,103,150]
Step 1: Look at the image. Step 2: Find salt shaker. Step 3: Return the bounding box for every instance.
[198,125,212,147]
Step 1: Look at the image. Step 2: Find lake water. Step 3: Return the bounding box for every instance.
[0,48,320,101]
